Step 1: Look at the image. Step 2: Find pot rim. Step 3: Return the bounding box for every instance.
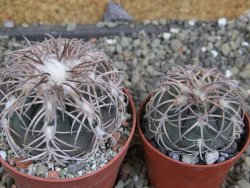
[0,88,136,182]
[137,92,250,169]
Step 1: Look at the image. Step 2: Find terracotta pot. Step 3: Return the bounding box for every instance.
[138,94,250,188]
[0,88,136,188]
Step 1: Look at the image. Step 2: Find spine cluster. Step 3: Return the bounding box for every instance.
[0,37,126,166]
[145,65,245,158]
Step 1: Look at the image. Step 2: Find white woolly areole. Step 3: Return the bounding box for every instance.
[200,92,207,101]
[37,58,67,86]
[197,139,203,147]
[79,100,95,117]
[231,116,240,127]
[46,100,52,110]
[95,126,105,140]
[197,118,206,127]
[89,72,96,80]
[179,85,190,93]
[44,125,56,140]
[111,86,118,97]
[176,95,188,106]
[219,98,229,108]
[193,88,207,101]
[5,96,17,110]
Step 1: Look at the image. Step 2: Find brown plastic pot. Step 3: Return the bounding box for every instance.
[138,94,250,188]
[0,88,136,188]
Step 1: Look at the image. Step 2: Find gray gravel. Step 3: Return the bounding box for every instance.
[1,13,250,188]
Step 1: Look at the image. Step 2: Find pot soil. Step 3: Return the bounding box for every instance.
[0,88,136,188]
[137,94,250,188]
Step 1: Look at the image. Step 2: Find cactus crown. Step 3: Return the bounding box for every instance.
[144,65,245,158]
[0,37,127,167]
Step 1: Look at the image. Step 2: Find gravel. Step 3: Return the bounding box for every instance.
[170,39,183,52]
[205,151,219,165]
[182,155,199,164]
[1,12,250,187]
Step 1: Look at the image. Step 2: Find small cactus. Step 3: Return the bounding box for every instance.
[0,37,127,167]
[144,65,245,159]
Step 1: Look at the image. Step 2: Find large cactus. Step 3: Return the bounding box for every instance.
[0,37,127,167]
[144,65,245,158]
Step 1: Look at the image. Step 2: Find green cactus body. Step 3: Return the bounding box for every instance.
[145,65,245,157]
[0,37,126,166]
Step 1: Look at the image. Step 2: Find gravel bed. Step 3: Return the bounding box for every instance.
[1,13,250,188]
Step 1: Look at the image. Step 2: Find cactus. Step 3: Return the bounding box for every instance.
[0,37,127,167]
[144,65,245,158]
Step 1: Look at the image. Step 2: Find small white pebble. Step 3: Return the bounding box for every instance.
[225,70,232,78]
[55,167,61,172]
[201,47,207,52]
[0,150,7,160]
[100,163,105,167]
[106,39,116,45]
[242,41,249,47]
[163,32,171,40]
[205,150,219,164]
[27,164,36,175]
[182,155,199,164]
[77,170,83,176]
[218,18,227,26]
[211,50,218,57]
[170,28,179,33]
[91,164,97,170]
[238,49,243,54]
[67,174,75,178]
[188,19,196,26]
[47,162,53,169]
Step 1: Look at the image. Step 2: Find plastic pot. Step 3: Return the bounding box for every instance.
[137,94,250,188]
[0,88,136,188]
